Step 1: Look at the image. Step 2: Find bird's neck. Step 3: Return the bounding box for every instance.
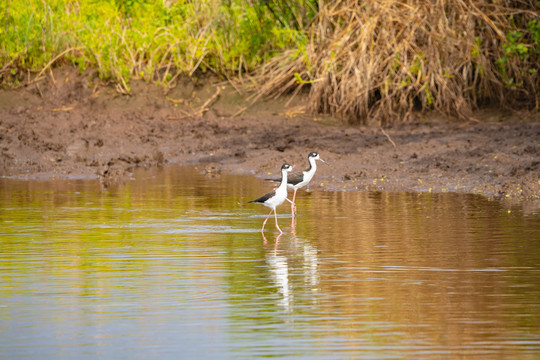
[306,158,317,174]
[278,170,289,190]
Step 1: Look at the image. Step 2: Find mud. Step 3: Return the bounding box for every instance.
[1,66,539,204]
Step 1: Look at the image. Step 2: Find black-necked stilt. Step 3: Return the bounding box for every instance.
[267,152,328,215]
[249,163,293,233]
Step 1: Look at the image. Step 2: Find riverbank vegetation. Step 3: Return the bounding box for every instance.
[1,0,538,123]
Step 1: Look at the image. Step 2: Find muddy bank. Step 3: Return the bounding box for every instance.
[1,67,539,203]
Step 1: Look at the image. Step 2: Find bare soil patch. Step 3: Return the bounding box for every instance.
[1,67,539,204]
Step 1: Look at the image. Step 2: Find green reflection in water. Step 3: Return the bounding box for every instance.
[1,165,539,359]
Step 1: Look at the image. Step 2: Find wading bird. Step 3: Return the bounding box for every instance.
[267,152,328,215]
[249,163,293,233]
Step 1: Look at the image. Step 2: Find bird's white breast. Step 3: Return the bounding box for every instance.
[265,185,287,209]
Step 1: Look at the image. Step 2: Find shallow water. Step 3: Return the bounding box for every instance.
[1,166,539,359]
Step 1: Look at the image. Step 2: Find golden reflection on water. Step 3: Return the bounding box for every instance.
[278,191,539,356]
[1,165,539,359]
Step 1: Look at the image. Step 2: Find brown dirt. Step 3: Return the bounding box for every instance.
[1,66,539,204]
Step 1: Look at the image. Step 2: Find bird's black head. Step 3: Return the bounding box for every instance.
[281,163,293,172]
[308,151,328,165]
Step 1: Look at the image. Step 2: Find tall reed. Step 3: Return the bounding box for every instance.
[255,0,539,124]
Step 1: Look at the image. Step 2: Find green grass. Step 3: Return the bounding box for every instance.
[0,0,313,92]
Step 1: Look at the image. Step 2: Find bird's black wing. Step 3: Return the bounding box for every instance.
[249,189,276,204]
[265,171,303,185]
[286,172,304,186]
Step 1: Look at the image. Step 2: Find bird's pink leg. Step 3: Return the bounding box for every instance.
[291,189,298,215]
[261,209,272,232]
[274,208,283,233]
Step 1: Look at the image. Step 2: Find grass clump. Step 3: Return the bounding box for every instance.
[255,0,539,124]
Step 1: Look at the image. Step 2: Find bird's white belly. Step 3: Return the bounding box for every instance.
[264,186,287,209]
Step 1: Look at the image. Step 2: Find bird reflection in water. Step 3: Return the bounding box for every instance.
[262,215,319,313]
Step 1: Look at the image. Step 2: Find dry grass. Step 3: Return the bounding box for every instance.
[254,0,539,124]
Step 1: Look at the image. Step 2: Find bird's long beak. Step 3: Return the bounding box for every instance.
[320,158,329,166]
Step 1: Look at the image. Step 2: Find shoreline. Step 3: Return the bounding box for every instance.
[1,67,539,206]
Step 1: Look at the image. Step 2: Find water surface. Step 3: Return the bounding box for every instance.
[1,166,539,359]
